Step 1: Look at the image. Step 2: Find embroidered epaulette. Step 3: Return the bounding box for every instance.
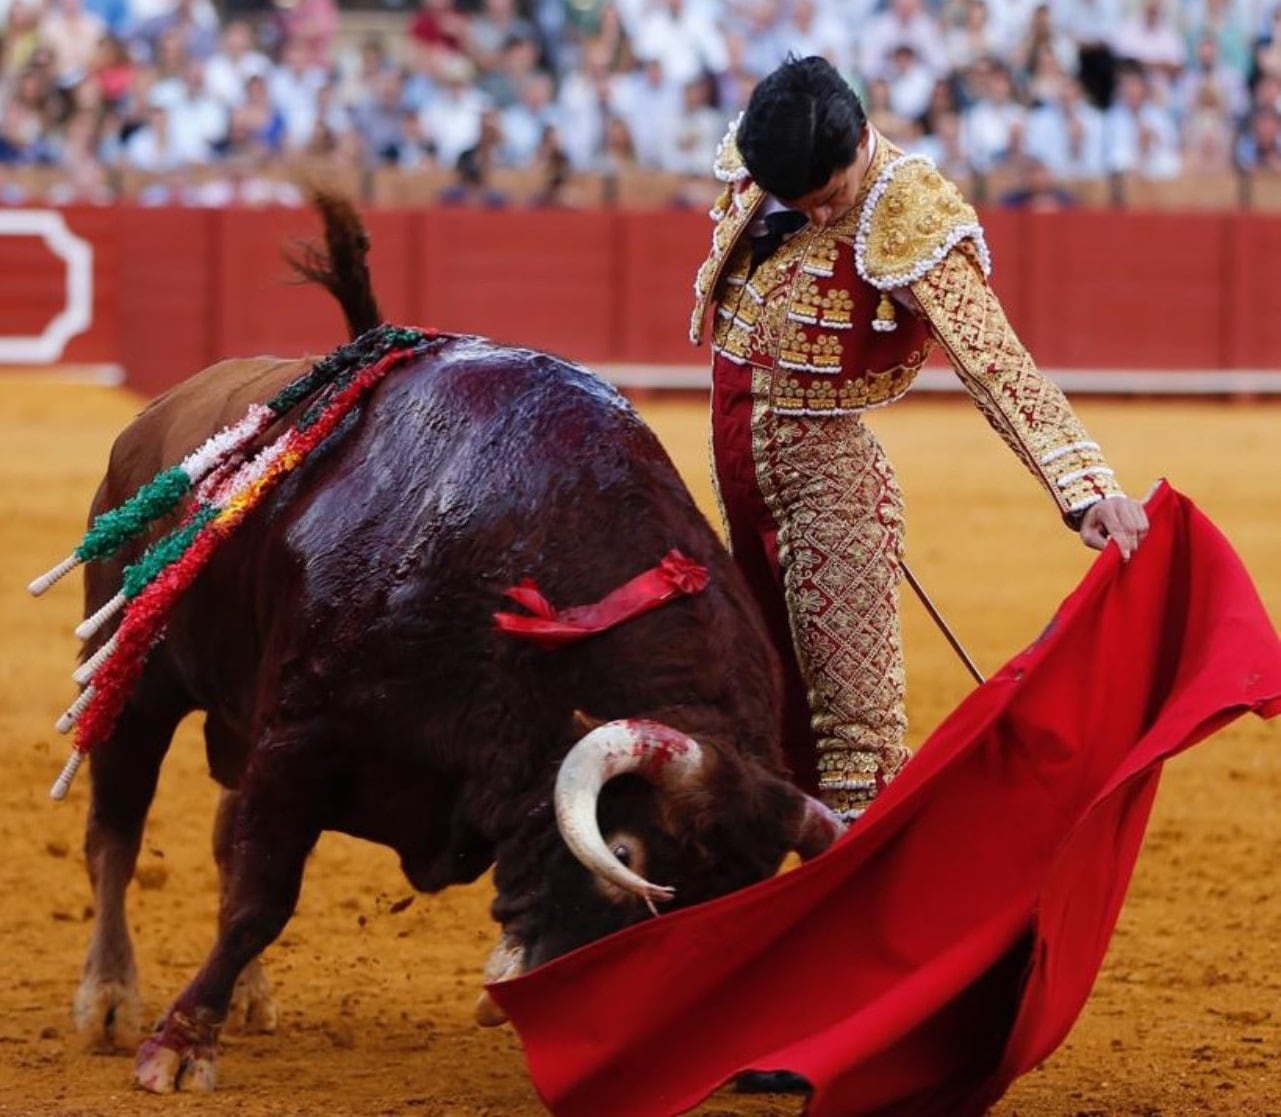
[712,113,748,186]
[691,116,764,344]
[854,155,990,291]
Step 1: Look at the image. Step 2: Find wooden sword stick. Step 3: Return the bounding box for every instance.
[901,560,986,686]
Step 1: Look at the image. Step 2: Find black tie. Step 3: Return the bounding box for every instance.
[751,209,808,268]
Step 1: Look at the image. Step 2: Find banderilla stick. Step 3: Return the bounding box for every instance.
[901,560,986,686]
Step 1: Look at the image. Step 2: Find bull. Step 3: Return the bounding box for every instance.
[48,195,842,1094]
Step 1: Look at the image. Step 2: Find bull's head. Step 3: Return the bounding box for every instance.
[478,718,844,1025]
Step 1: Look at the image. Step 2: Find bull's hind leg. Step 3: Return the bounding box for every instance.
[213,788,278,1036]
[76,693,187,1052]
[135,742,323,1094]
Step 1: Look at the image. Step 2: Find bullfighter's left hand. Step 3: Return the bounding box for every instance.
[1079,495,1150,562]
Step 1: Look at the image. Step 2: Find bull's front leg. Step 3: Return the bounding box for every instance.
[212,788,278,1036]
[136,749,322,1094]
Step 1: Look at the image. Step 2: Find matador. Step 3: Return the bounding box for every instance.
[691,59,1149,822]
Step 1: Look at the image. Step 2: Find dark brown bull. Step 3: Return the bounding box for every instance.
[62,195,842,1093]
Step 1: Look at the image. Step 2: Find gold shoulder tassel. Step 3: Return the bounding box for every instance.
[873,291,897,333]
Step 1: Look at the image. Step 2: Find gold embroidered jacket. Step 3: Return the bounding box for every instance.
[691,126,1124,522]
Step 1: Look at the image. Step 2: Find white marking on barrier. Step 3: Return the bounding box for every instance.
[0,210,93,363]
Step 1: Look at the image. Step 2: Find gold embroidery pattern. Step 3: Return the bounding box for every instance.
[751,381,911,817]
[819,288,854,329]
[857,156,989,289]
[786,271,822,325]
[692,183,766,344]
[801,239,839,278]
[713,231,817,366]
[912,251,1124,517]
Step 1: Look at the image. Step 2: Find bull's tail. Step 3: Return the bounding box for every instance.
[286,191,384,340]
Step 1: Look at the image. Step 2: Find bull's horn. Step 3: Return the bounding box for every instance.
[554,720,707,907]
[792,795,846,859]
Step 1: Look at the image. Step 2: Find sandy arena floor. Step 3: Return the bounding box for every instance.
[0,374,1278,1117]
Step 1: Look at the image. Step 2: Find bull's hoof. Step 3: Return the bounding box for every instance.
[224,961,278,1035]
[135,1034,218,1093]
[134,1008,220,1093]
[74,977,143,1053]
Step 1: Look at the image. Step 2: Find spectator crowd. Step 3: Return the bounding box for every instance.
[2,0,1281,207]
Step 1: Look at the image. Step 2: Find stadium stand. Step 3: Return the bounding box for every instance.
[1,0,1281,211]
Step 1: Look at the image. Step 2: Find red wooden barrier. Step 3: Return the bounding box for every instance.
[616,210,714,364]
[116,207,216,395]
[417,207,619,362]
[0,204,1278,393]
[1225,213,1281,369]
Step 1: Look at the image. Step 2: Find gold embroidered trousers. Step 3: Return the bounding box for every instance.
[712,357,912,818]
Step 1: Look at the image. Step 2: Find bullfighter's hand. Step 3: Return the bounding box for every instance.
[1079,495,1149,562]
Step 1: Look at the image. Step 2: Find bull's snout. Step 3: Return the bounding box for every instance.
[474,931,525,1027]
[474,989,508,1028]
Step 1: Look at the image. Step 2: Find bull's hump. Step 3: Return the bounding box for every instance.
[427,337,635,422]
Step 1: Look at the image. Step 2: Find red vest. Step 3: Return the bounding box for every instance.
[709,224,934,415]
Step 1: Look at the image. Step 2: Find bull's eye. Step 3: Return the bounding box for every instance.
[593,830,649,905]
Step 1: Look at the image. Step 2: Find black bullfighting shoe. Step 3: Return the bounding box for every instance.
[733,1069,813,1095]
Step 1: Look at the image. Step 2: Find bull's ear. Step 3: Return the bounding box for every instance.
[571,709,607,738]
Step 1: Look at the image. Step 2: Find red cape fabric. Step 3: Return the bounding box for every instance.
[489,483,1281,1117]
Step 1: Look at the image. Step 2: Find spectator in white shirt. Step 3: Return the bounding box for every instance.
[776,0,851,73]
[655,72,725,174]
[961,56,1029,171]
[716,30,765,116]
[268,38,329,152]
[611,55,682,168]
[912,105,973,176]
[1025,74,1107,178]
[1024,39,1074,107]
[121,101,187,170]
[1011,3,1080,83]
[632,0,729,88]
[499,69,560,167]
[945,0,1004,74]
[465,0,537,81]
[882,42,937,119]
[129,0,219,66]
[1173,33,1247,121]
[1104,58,1182,177]
[203,19,272,110]
[729,0,792,79]
[351,68,410,163]
[1113,0,1187,83]
[419,51,488,168]
[860,0,949,80]
[154,58,226,161]
[1052,0,1120,49]
[1180,79,1237,172]
[555,38,614,170]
